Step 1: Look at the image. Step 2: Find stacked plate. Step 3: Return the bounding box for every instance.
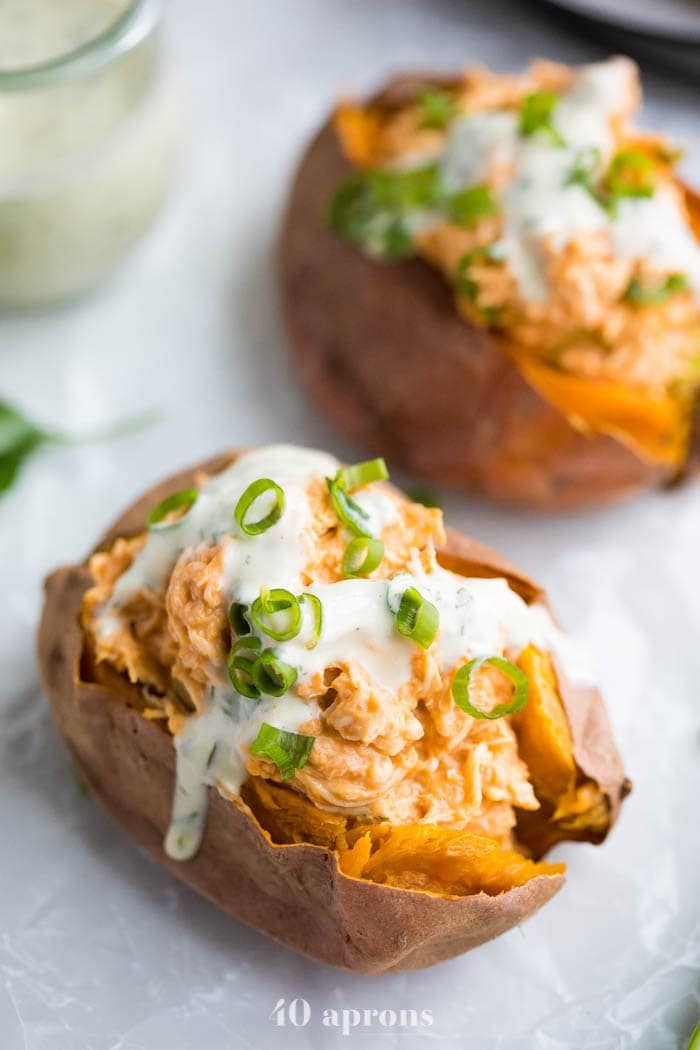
[544,0,700,78]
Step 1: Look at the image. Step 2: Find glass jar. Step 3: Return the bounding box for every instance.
[0,0,183,307]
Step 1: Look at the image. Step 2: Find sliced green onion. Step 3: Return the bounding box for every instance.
[330,173,414,260]
[686,1022,700,1050]
[251,587,301,642]
[406,487,442,509]
[338,457,389,491]
[385,572,413,615]
[228,635,262,699]
[249,722,315,780]
[416,87,458,131]
[623,272,688,305]
[231,635,262,656]
[326,472,372,537]
[605,148,656,199]
[328,164,440,261]
[147,488,198,528]
[395,586,439,649]
[234,478,285,536]
[519,91,565,146]
[229,601,252,636]
[451,655,529,719]
[299,593,323,649]
[565,147,657,217]
[342,536,384,577]
[455,247,502,325]
[252,649,298,697]
[448,184,497,228]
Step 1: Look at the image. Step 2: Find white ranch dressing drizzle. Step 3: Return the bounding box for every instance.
[165,688,317,861]
[436,57,700,302]
[404,562,594,686]
[103,444,396,615]
[97,445,595,861]
[441,110,519,191]
[611,188,700,297]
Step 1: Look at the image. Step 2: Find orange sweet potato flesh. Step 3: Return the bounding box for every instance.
[241,776,349,849]
[337,825,564,897]
[242,777,566,899]
[279,75,700,509]
[37,452,628,972]
[513,646,577,805]
[509,351,689,470]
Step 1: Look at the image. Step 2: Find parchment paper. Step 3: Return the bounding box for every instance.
[1,1,698,1047]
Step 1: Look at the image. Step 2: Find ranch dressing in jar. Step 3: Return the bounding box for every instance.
[0,0,182,307]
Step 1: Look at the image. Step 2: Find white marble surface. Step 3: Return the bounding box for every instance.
[1,2,699,1048]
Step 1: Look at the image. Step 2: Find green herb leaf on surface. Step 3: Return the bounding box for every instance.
[0,399,159,500]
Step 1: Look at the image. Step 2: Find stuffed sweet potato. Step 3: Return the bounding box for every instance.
[279,57,700,509]
[38,446,628,972]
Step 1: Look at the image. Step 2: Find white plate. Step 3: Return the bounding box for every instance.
[547,0,700,42]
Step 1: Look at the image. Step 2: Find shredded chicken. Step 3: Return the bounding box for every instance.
[165,542,229,710]
[83,470,549,846]
[337,57,700,423]
[301,475,443,583]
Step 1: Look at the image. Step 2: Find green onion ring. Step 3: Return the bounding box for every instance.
[251,587,301,642]
[252,649,298,697]
[234,478,285,536]
[605,148,655,199]
[147,488,198,528]
[338,457,389,491]
[342,536,385,577]
[249,722,314,780]
[298,593,323,649]
[230,635,262,656]
[395,586,439,649]
[227,635,263,699]
[229,601,252,636]
[326,472,372,537]
[451,655,529,719]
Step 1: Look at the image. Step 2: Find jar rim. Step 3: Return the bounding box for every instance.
[0,0,161,89]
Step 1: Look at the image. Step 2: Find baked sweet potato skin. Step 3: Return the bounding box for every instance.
[278,76,700,510]
[37,455,627,973]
